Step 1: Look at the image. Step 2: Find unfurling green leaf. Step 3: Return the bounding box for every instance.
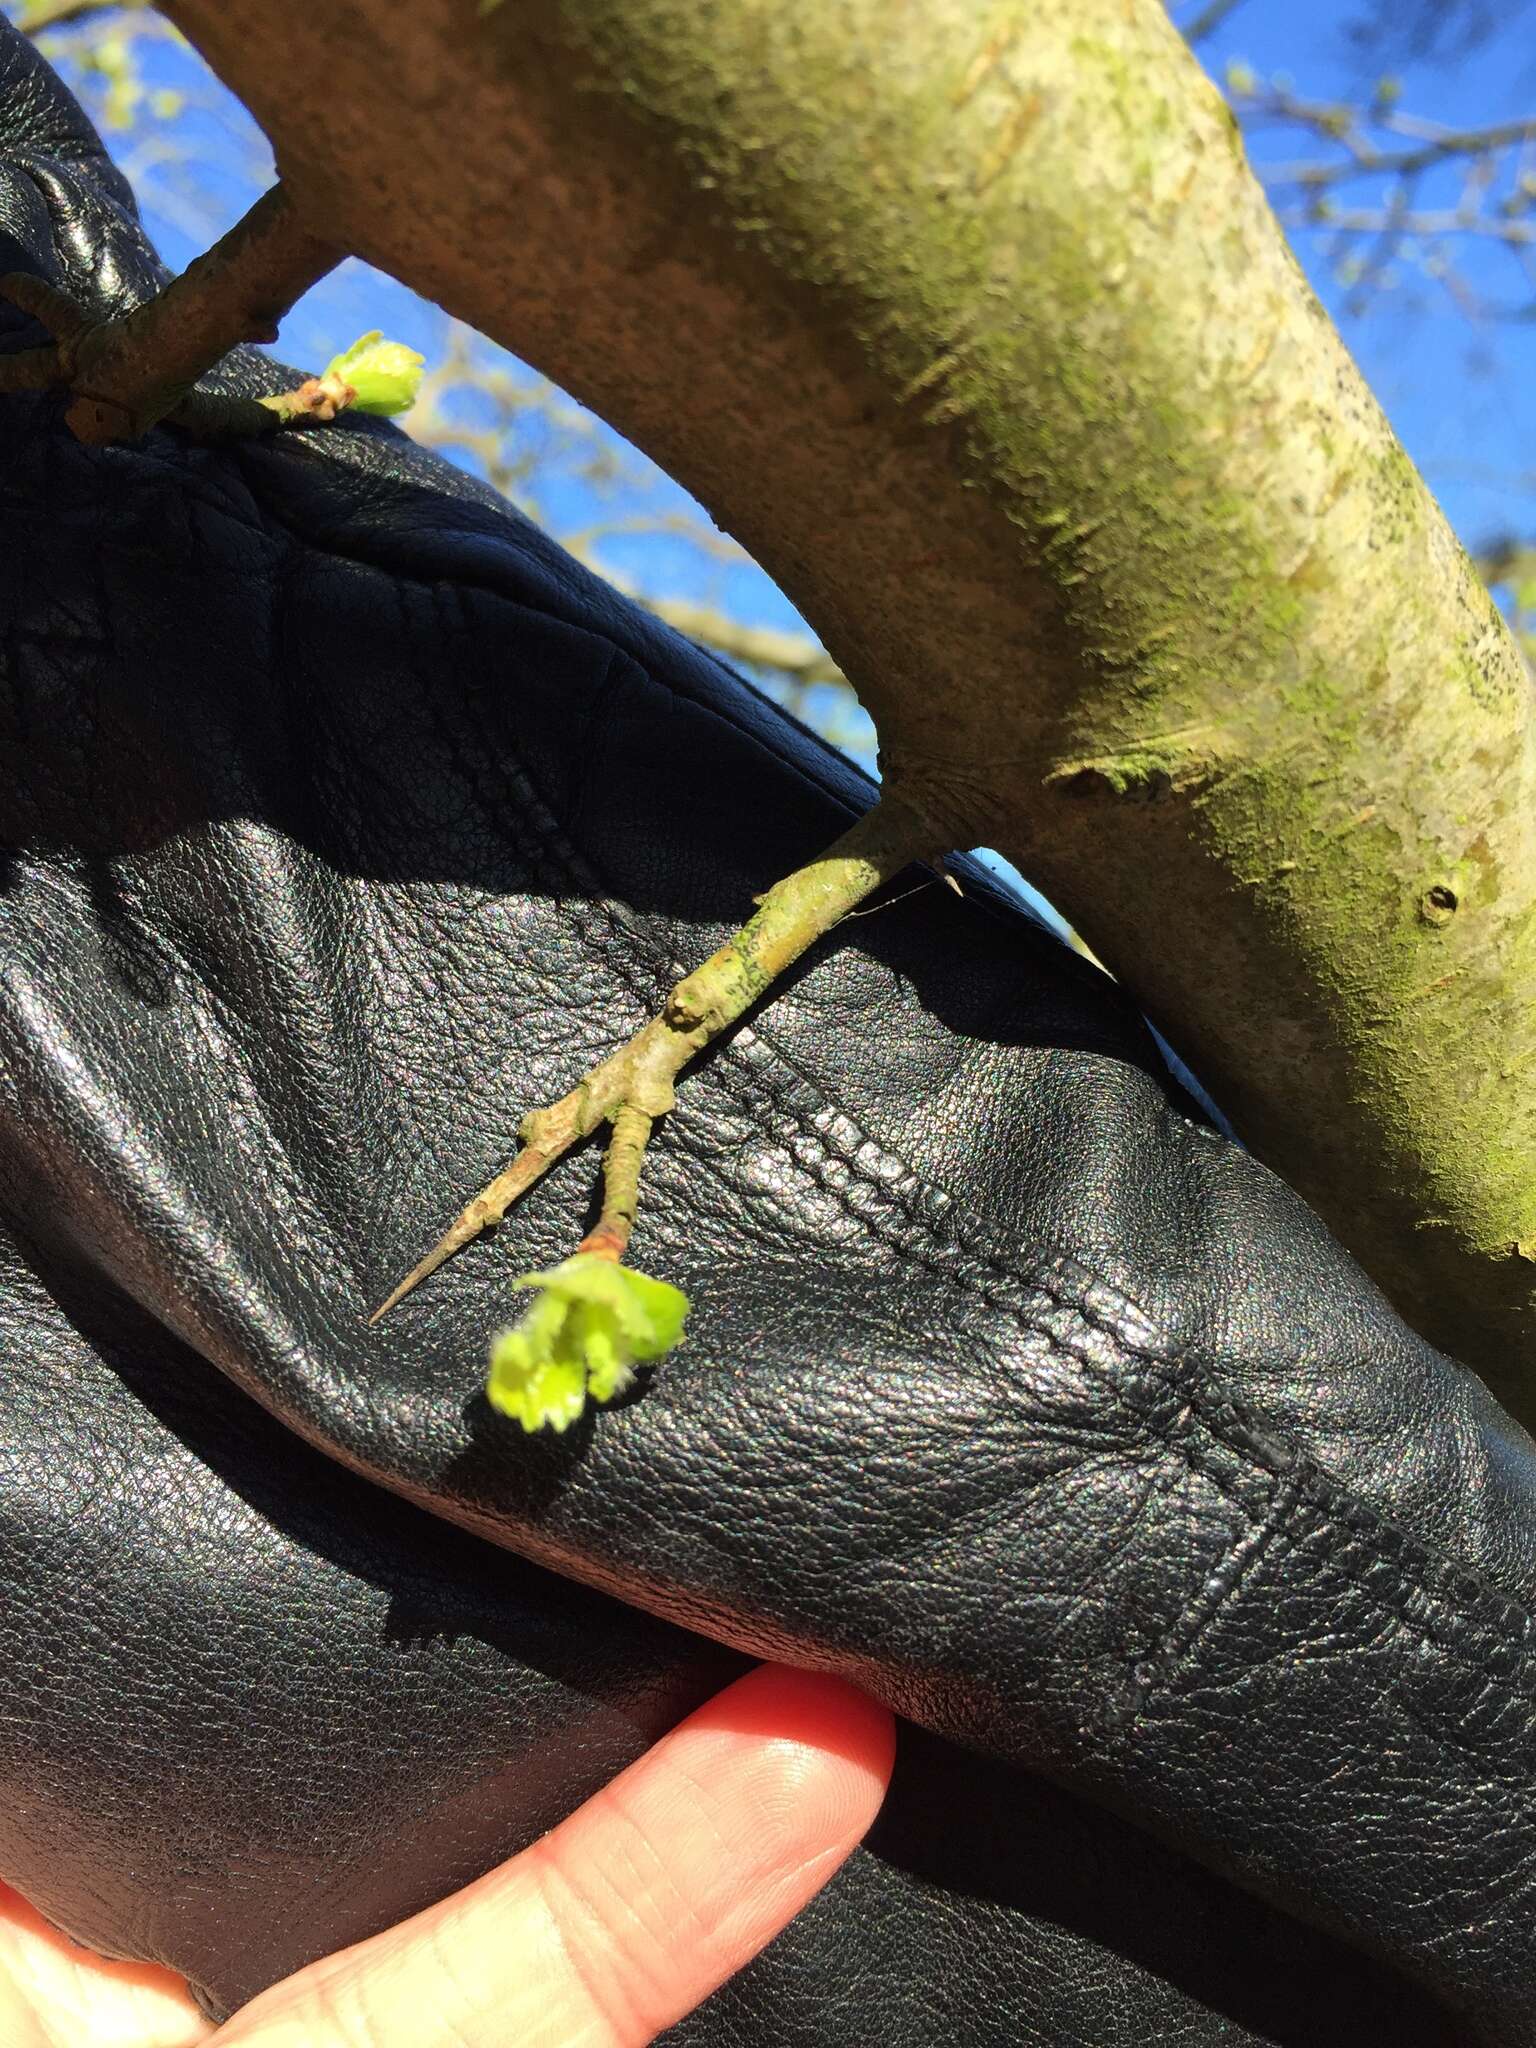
[486,1253,689,1433]
[322,330,425,416]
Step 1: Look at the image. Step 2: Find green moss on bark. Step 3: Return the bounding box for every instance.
[166,0,1536,1401]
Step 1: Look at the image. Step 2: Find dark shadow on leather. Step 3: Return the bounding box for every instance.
[0,381,1172,1087]
[84,855,180,1008]
[11,1218,737,1705]
[860,1724,1462,2047]
[446,1388,601,1524]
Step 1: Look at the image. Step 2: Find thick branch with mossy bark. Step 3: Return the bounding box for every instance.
[119,0,1536,1414]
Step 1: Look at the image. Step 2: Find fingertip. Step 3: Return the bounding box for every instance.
[635,1661,896,1935]
[521,1660,896,2039]
[682,1662,897,1818]
[213,1663,898,2048]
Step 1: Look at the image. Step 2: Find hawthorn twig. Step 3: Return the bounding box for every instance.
[369,795,944,1321]
[579,1104,654,1263]
[0,181,343,442]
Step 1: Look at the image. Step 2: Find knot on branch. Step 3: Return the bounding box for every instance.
[1418,883,1459,928]
[1044,729,1232,806]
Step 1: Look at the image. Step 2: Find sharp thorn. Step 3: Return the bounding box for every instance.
[368,1217,480,1324]
[365,1125,580,1325]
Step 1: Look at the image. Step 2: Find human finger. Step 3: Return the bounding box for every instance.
[214,1663,895,2048]
[0,1879,211,2048]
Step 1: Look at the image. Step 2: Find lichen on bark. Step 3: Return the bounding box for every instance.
[162,0,1536,1408]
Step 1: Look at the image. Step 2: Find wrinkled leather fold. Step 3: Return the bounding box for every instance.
[0,21,1529,2043]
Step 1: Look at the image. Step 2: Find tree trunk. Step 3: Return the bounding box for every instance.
[162,0,1536,1412]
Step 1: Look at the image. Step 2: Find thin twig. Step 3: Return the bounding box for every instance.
[560,512,751,569]
[578,1104,654,1263]
[369,795,943,1320]
[1184,0,1250,45]
[1224,72,1536,317]
[0,181,343,442]
[640,597,847,686]
[16,0,144,30]
[1282,204,1536,246]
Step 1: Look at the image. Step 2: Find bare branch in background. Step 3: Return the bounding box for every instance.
[8,0,1517,739]
[1254,103,1536,187]
[1477,535,1536,578]
[1463,536,1536,672]
[406,323,858,716]
[621,598,846,687]
[1342,0,1535,62]
[1182,0,1250,45]
[1277,204,1536,247]
[0,0,903,754]
[1223,64,1536,319]
[17,0,144,29]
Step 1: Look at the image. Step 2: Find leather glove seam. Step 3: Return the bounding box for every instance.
[1012,1259,1536,1691]
[1099,1447,1536,1729]
[1105,1469,1305,1729]
[20,266,1523,1728]
[666,1066,1536,1703]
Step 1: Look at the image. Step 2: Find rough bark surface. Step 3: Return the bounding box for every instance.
[160,0,1536,1408]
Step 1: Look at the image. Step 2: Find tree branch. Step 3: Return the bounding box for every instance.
[1252,97,1536,190]
[615,593,845,687]
[1182,0,1249,45]
[166,0,1536,1408]
[1225,73,1536,315]
[578,1103,654,1263]
[1282,203,1536,246]
[371,796,939,1319]
[0,180,343,441]
[16,0,147,30]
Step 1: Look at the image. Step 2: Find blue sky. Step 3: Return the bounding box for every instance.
[6,0,1518,1124]
[31,3,1536,622]
[1184,0,1536,557]
[20,0,1525,995]
[18,0,1536,736]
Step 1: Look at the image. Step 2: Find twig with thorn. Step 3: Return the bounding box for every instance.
[370,795,946,1323]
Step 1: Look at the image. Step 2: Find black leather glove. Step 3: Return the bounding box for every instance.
[0,22,1527,2044]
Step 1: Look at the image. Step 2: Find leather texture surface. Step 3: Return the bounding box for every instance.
[0,22,1524,2042]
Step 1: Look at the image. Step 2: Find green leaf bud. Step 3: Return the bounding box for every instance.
[322,330,426,416]
[486,1253,689,1432]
